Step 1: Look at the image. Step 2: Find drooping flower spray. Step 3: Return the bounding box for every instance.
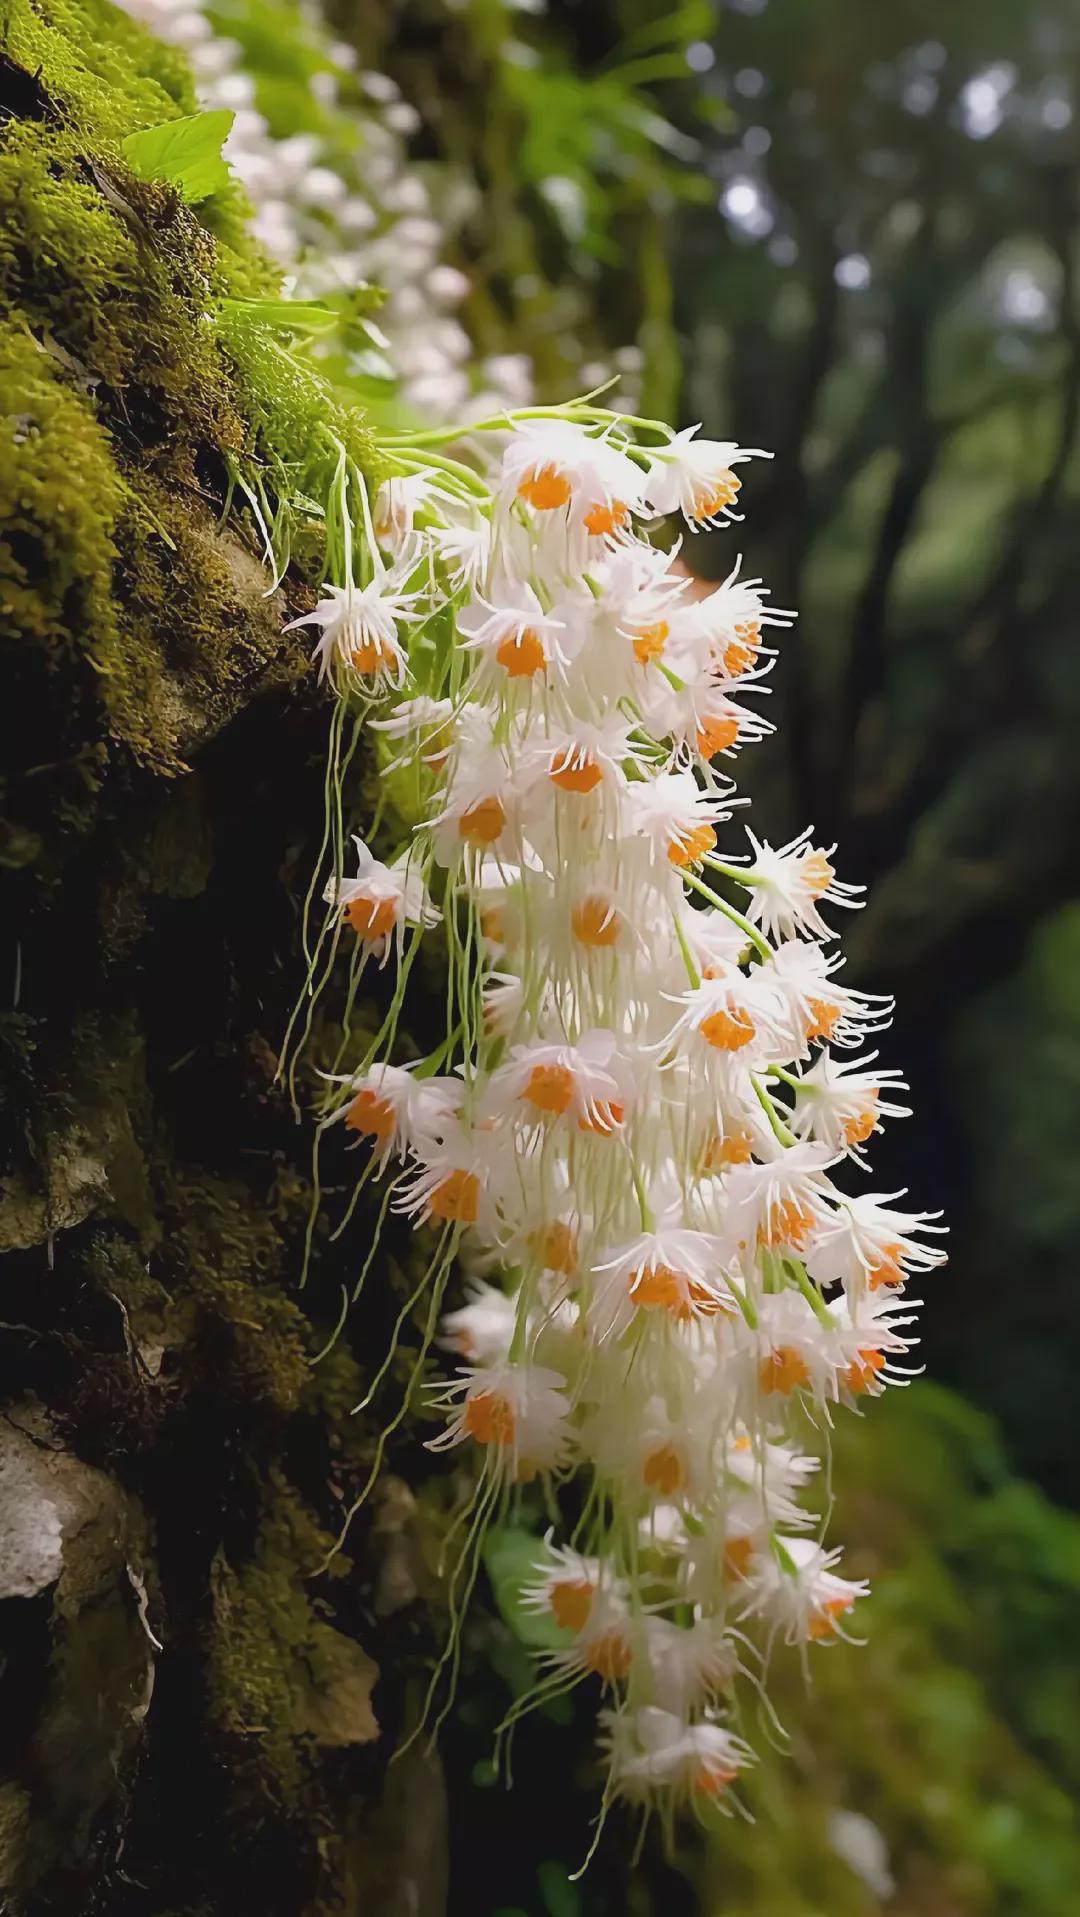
[289,398,945,1830]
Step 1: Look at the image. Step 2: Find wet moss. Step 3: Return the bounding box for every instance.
[207,1476,361,1794]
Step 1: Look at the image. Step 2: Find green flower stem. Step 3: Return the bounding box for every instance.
[682,869,772,962]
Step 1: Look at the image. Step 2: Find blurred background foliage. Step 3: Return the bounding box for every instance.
[296,0,1080,1908]
[43,0,1075,1906]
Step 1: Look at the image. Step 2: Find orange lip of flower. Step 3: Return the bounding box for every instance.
[668,823,716,867]
[549,753,603,794]
[630,1263,689,1316]
[530,1220,578,1274]
[583,1632,632,1681]
[699,1006,756,1052]
[631,620,669,665]
[696,714,740,760]
[807,1593,855,1641]
[584,498,629,537]
[577,1099,624,1134]
[429,1168,480,1223]
[344,1088,396,1141]
[804,998,841,1041]
[350,635,396,675]
[703,1129,753,1170]
[518,464,572,511]
[843,1100,879,1146]
[692,1761,738,1799]
[867,1243,905,1289]
[722,1533,755,1582]
[496,626,547,677]
[723,620,761,676]
[759,1345,811,1395]
[800,849,835,898]
[641,1442,686,1496]
[844,1347,886,1395]
[757,1197,816,1249]
[549,1577,594,1632]
[571,895,620,947]
[690,471,740,522]
[344,893,398,940]
[459,795,507,845]
[463,1390,516,1445]
[522,1062,575,1116]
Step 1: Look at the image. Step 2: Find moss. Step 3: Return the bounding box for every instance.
[208,1474,375,1801]
[0,0,338,824]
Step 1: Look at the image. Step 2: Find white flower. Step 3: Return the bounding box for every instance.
[286,575,420,690]
[428,1360,574,1477]
[645,426,770,527]
[320,1061,460,1164]
[806,1191,947,1293]
[787,1051,910,1156]
[602,1707,754,1804]
[742,827,863,943]
[485,1030,634,1134]
[741,1537,869,1646]
[323,837,439,956]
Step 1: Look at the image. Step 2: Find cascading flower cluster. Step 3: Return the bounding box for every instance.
[300,401,945,1825]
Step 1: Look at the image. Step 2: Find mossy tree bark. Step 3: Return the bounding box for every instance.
[1,7,442,1912]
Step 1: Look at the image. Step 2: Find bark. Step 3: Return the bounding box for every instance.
[1,6,442,1911]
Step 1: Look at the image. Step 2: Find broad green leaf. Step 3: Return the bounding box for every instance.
[484,1526,569,1651]
[122,110,234,203]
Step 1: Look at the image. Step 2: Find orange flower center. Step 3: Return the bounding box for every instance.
[696,714,739,760]
[843,1096,879,1147]
[805,998,841,1042]
[690,471,740,522]
[571,895,621,947]
[584,498,629,536]
[703,1129,754,1171]
[480,905,506,944]
[344,1088,396,1141]
[523,1062,575,1116]
[699,1006,756,1052]
[344,893,397,941]
[577,1100,624,1135]
[722,620,761,676]
[758,1197,817,1249]
[807,1594,855,1642]
[642,1442,686,1496]
[530,1220,578,1274]
[692,1761,737,1799]
[429,1169,480,1224]
[800,850,835,898]
[549,1578,594,1633]
[722,1534,755,1583]
[844,1347,886,1395]
[459,795,506,845]
[463,1390,516,1445]
[630,1263,690,1317]
[550,752,603,794]
[518,464,572,511]
[631,620,669,665]
[668,823,716,867]
[867,1243,905,1289]
[583,1632,632,1682]
[496,626,547,678]
[351,634,396,675]
[759,1345,811,1395]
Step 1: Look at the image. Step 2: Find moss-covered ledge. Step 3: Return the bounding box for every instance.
[0,6,436,1912]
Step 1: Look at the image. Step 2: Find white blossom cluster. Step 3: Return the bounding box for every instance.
[299,404,945,1819]
[117,0,534,416]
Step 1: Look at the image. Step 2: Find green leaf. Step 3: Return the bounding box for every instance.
[484,1526,570,1651]
[122,110,235,203]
